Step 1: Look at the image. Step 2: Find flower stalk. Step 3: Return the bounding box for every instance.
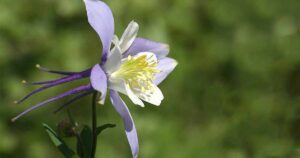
[91,92,98,158]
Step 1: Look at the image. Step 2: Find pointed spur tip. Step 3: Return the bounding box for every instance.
[36,64,41,68]
[97,100,104,105]
[13,100,18,104]
[21,80,27,84]
[11,117,17,122]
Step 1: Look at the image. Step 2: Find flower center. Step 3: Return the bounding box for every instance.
[111,54,159,92]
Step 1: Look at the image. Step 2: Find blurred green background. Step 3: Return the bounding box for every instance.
[1,0,300,157]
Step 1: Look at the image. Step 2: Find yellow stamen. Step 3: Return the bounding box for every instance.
[111,54,159,93]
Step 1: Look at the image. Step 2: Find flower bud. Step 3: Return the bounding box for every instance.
[57,118,78,137]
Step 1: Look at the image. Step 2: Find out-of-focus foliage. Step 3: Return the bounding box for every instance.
[0,0,300,157]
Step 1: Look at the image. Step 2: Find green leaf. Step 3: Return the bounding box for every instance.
[76,136,84,158]
[43,123,75,158]
[76,125,93,158]
[75,124,115,158]
[96,124,116,136]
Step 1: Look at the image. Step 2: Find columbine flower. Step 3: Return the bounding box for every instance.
[13,0,177,157]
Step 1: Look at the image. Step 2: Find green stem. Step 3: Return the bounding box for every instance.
[91,92,98,158]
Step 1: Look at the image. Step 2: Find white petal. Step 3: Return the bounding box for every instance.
[119,21,139,53]
[112,35,120,46]
[108,78,127,94]
[108,79,145,107]
[103,44,122,74]
[139,84,164,106]
[125,84,145,107]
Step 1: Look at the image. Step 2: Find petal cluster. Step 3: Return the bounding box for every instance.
[86,1,177,156]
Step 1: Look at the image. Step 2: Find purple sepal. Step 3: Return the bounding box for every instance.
[90,64,107,104]
[124,38,169,59]
[12,84,93,122]
[154,57,177,85]
[84,0,114,63]
[110,90,139,158]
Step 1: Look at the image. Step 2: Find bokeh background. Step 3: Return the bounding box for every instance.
[1,0,300,157]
